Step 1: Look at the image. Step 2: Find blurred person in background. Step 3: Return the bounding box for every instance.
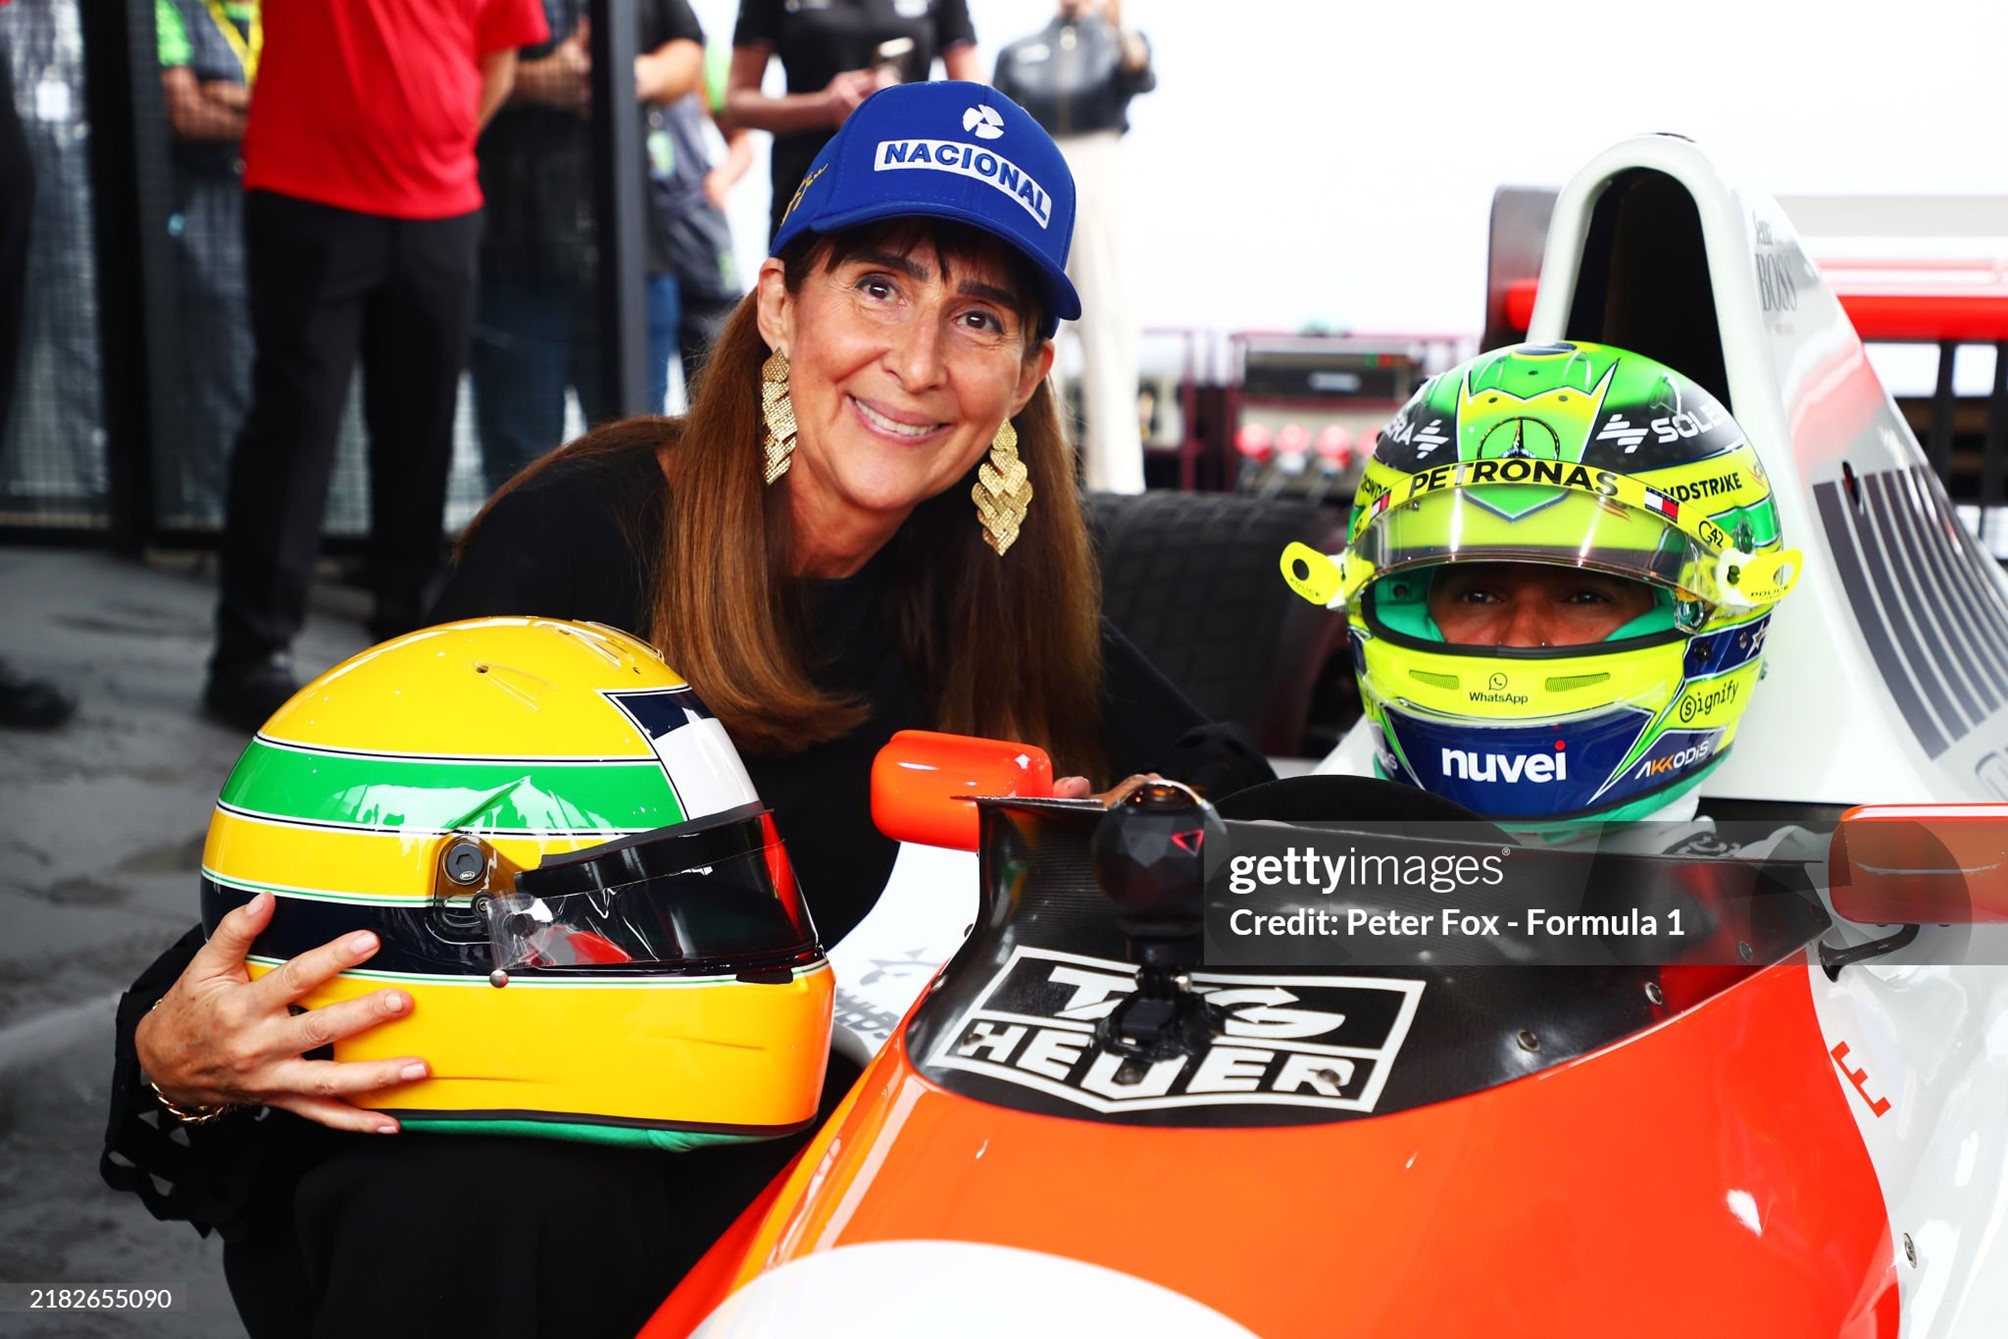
[201,0,549,731]
[155,0,255,526]
[664,41,752,392]
[727,0,977,244]
[993,0,1153,495]
[0,1,72,729]
[470,0,705,495]
[0,1,29,471]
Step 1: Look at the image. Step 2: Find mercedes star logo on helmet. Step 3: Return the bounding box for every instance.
[1480,417,1564,461]
[963,105,1005,140]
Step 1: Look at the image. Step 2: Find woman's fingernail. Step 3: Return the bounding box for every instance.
[400,1063,427,1082]
[376,1122,399,1135]
[347,932,378,956]
[382,991,407,1014]
[248,892,270,915]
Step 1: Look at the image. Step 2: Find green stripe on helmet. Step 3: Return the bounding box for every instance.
[218,740,686,834]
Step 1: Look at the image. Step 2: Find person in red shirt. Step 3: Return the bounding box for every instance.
[203,0,549,729]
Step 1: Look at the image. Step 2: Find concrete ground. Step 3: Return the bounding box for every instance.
[0,547,370,1339]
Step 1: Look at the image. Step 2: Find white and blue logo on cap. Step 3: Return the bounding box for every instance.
[770,82,1081,331]
[962,105,1004,139]
[873,133,1054,227]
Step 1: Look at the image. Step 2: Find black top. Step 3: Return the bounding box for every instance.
[477,0,706,284]
[731,0,976,241]
[992,15,1155,139]
[433,443,1270,943]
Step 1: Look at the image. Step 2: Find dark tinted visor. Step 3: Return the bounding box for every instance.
[488,804,819,973]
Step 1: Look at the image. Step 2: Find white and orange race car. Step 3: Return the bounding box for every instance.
[637,134,2008,1338]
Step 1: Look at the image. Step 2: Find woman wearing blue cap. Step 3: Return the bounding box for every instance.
[108,83,1269,1339]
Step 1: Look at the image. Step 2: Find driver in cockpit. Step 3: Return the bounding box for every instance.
[1286,339,1802,833]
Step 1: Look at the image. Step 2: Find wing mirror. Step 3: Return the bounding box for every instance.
[870,729,1054,851]
[1828,803,2008,924]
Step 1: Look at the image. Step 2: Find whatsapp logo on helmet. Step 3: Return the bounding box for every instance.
[1280,341,1802,824]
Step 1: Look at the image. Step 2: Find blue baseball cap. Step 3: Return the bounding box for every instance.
[770,81,1081,335]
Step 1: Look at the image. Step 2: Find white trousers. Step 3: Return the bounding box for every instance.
[1057,129,1146,495]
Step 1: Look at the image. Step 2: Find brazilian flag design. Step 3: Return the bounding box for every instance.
[200,618,832,1148]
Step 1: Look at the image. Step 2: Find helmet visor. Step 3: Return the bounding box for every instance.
[1354,486,1710,604]
[488,805,818,973]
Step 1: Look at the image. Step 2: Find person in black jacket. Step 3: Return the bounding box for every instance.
[993,0,1155,494]
[105,83,1268,1339]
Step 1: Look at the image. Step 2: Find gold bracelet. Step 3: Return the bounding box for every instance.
[142,996,240,1124]
[146,1075,241,1125]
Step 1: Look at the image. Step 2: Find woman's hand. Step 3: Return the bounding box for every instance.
[134,892,428,1134]
[1053,773,1160,805]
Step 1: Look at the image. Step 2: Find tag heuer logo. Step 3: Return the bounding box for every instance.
[927,946,1424,1116]
[963,105,1005,140]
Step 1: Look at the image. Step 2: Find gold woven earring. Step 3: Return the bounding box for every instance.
[973,418,1033,556]
[760,349,796,484]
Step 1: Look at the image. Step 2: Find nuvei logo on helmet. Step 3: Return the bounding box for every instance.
[1440,743,1568,784]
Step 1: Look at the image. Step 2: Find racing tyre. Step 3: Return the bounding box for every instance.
[1089,491,1349,757]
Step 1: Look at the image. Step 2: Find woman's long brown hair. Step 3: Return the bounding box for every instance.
[465,221,1107,781]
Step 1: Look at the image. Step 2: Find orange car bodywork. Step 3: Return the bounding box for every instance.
[644,955,1896,1337]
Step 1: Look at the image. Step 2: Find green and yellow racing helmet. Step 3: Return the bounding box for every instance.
[200,618,834,1147]
[1281,341,1801,823]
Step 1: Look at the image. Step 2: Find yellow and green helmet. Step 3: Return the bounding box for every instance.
[1282,341,1801,823]
[200,618,834,1147]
